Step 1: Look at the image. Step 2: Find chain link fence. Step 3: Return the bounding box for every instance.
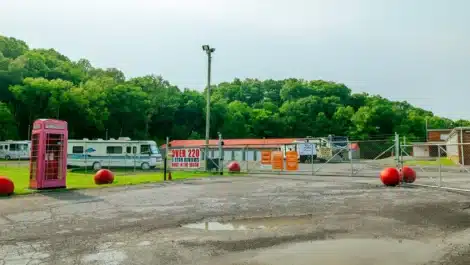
[165,138,398,178]
[6,132,470,190]
[400,141,470,191]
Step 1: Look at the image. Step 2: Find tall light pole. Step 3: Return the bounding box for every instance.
[202,45,215,170]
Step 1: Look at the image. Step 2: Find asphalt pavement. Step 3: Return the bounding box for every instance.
[1,174,470,265]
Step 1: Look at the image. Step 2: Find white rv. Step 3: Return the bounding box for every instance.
[67,137,162,170]
[0,140,31,160]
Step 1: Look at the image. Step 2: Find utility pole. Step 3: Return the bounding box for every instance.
[202,45,215,171]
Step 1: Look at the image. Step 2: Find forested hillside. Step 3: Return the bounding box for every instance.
[0,35,467,143]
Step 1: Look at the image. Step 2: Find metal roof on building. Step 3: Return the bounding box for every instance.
[162,138,297,148]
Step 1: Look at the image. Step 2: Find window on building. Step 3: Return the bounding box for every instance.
[72,146,84,154]
[107,146,123,154]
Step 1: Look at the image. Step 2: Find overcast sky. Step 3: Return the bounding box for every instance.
[1,0,469,119]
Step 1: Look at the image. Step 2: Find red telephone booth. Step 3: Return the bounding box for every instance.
[29,119,68,190]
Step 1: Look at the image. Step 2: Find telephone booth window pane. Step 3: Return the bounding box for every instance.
[30,135,40,180]
[45,134,65,180]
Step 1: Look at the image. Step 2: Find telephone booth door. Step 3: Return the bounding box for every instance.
[44,133,65,185]
[29,119,68,190]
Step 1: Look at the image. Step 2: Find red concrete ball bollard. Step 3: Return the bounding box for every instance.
[0,176,14,196]
[227,161,241,172]
[94,169,115,185]
[401,166,416,183]
[380,167,400,186]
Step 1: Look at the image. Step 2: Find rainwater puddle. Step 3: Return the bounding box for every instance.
[206,238,443,265]
[182,215,315,231]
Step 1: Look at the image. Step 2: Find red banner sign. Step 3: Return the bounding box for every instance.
[171,148,201,168]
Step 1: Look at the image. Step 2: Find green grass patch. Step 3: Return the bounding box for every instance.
[0,167,229,196]
[404,158,456,166]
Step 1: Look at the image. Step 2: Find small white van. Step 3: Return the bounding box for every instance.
[67,137,162,170]
[0,140,31,160]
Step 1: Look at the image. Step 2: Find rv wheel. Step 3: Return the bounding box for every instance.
[92,162,102,171]
[141,162,150,170]
[4,155,10,160]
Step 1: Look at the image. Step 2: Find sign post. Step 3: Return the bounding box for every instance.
[164,137,169,181]
[298,142,316,175]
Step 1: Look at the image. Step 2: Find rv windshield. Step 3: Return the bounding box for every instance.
[150,146,159,154]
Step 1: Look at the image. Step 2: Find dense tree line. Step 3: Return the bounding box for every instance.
[0,35,468,144]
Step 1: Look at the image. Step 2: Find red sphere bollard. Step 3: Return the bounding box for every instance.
[0,176,14,196]
[227,161,241,172]
[402,166,416,183]
[380,167,400,186]
[94,169,115,185]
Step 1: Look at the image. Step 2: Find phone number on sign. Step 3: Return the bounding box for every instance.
[171,162,200,168]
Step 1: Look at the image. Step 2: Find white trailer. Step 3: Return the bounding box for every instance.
[67,137,162,171]
[0,140,31,160]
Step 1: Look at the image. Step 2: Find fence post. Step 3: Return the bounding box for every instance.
[461,129,465,167]
[394,132,400,168]
[164,137,169,181]
[245,145,248,173]
[218,132,223,175]
[348,140,353,176]
[310,141,315,176]
[438,143,442,187]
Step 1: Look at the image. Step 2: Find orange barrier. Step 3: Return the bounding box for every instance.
[271,151,284,170]
[286,151,298,171]
[261,150,272,165]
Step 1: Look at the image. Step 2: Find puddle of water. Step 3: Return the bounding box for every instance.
[204,238,444,265]
[182,215,315,231]
[82,250,127,265]
[137,241,152,246]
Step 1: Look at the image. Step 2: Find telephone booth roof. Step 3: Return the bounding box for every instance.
[33,119,68,130]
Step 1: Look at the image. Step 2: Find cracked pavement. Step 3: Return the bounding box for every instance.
[2,174,470,264]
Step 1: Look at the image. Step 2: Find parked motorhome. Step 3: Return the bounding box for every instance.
[67,137,162,170]
[0,140,31,160]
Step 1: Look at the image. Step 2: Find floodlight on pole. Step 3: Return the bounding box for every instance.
[202,45,215,171]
